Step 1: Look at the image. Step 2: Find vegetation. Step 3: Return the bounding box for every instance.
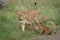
[0,0,60,40]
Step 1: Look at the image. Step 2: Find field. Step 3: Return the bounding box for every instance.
[0,0,60,40]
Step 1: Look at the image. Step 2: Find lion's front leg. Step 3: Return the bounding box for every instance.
[20,20,26,31]
[20,23,25,31]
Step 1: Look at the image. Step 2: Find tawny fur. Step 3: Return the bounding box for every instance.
[37,23,54,35]
[17,10,40,31]
[17,10,56,35]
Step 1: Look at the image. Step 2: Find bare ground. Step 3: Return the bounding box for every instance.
[27,27,60,40]
[32,31,60,40]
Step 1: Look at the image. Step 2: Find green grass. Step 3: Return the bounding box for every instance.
[0,0,60,40]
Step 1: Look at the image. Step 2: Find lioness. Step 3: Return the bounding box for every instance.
[17,10,40,31]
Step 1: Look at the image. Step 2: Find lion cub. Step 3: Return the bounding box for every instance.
[38,23,56,35]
